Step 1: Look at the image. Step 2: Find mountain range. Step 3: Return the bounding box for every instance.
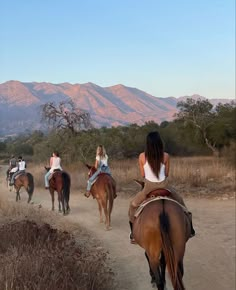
[0,80,233,136]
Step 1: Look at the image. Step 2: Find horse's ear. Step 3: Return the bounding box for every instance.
[86,164,92,169]
[134,179,144,189]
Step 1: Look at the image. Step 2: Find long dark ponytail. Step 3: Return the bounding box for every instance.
[145,131,164,178]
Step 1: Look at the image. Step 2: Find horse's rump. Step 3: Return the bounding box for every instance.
[134,196,188,219]
[133,199,190,289]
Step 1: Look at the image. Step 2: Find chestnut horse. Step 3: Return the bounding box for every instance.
[85,164,116,230]
[133,183,191,290]
[13,172,34,203]
[45,167,71,215]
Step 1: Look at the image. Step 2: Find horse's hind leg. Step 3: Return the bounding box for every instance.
[97,199,103,223]
[16,189,20,202]
[174,259,184,290]
[58,194,62,213]
[145,252,156,284]
[148,251,164,290]
[50,190,55,211]
[101,199,111,230]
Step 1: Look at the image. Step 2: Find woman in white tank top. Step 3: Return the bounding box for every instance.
[85,145,113,198]
[128,131,195,243]
[44,151,62,188]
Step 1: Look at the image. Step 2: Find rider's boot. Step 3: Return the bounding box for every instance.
[129,221,136,244]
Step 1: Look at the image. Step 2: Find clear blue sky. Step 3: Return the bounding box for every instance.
[0,0,235,98]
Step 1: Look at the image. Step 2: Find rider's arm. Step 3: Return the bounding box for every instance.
[164,152,170,178]
[49,157,53,167]
[94,159,99,169]
[138,153,145,178]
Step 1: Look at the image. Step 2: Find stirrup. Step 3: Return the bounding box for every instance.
[190,230,196,238]
[129,233,137,244]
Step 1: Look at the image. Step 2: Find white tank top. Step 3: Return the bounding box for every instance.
[96,154,108,167]
[50,157,62,172]
[144,161,166,182]
[18,160,26,171]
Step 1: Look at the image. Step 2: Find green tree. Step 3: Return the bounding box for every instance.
[176,98,218,155]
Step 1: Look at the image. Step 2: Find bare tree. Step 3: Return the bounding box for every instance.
[41,100,92,134]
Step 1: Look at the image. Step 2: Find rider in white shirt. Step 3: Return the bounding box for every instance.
[44,151,62,189]
[10,156,26,185]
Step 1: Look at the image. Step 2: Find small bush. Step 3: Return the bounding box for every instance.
[0,220,114,290]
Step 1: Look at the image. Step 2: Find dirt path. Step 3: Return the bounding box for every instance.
[0,167,235,290]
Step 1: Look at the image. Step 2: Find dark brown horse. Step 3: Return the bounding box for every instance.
[6,168,13,190]
[85,164,116,230]
[13,172,34,203]
[133,184,191,290]
[45,167,71,215]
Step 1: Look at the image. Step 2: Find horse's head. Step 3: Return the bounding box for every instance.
[45,166,51,172]
[85,164,97,178]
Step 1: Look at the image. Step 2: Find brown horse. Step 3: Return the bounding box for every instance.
[45,167,71,215]
[6,168,13,190]
[13,172,34,203]
[85,164,116,230]
[133,188,191,290]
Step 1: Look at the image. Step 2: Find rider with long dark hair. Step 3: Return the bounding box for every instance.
[128,131,195,243]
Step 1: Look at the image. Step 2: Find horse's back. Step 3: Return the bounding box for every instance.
[95,173,115,189]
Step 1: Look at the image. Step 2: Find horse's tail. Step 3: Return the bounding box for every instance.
[62,172,71,203]
[159,201,185,290]
[107,181,114,216]
[26,173,34,195]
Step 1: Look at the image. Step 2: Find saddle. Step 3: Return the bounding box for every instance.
[146,188,171,198]
[15,172,26,180]
[49,169,62,181]
[135,193,188,219]
[90,172,110,186]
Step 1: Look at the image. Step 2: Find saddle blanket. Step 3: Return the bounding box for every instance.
[134,196,188,218]
[15,172,26,180]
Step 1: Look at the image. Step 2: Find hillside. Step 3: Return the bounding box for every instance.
[0,81,232,135]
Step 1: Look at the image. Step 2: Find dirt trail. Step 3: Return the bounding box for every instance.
[0,167,235,290]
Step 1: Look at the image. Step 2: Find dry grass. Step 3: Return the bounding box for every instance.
[29,156,235,197]
[0,198,114,290]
